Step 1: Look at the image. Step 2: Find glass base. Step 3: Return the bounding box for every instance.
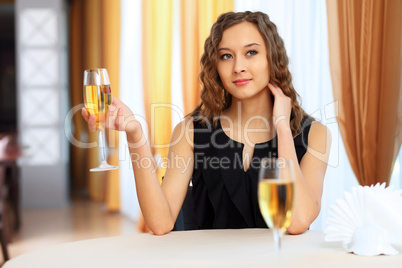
[90,161,119,172]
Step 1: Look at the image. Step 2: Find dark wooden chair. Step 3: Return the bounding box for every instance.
[3,134,21,232]
[0,165,9,261]
[0,135,11,261]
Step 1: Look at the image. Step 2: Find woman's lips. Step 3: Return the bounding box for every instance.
[233,79,251,86]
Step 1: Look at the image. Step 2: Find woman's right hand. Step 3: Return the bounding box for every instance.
[81,97,142,141]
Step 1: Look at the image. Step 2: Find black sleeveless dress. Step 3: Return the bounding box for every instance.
[181,116,314,230]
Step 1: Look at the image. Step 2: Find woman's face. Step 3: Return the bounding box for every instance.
[216,21,270,101]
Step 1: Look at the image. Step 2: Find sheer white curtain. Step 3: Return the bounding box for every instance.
[119,0,143,221]
[119,0,401,226]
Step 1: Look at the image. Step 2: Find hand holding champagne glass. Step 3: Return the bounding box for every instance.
[83,68,118,171]
[258,158,295,252]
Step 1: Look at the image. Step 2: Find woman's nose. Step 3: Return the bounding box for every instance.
[233,58,246,74]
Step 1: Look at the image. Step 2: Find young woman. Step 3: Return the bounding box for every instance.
[82,11,331,235]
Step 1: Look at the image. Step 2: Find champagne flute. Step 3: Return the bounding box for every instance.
[83,68,118,172]
[258,158,295,252]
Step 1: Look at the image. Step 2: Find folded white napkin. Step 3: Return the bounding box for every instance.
[324,183,402,256]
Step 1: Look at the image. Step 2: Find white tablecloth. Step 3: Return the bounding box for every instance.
[4,229,402,268]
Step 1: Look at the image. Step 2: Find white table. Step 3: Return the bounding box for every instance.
[4,229,402,268]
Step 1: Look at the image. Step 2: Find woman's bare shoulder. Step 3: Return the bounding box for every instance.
[309,121,330,139]
[170,117,195,150]
[307,121,331,161]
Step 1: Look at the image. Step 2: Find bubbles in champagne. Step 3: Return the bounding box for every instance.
[83,85,112,130]
[258,179,294,231]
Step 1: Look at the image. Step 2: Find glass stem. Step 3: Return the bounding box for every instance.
[98,130,107,164]
[273,228,282,253]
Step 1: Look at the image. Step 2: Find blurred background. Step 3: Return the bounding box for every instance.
[0,0,400,264]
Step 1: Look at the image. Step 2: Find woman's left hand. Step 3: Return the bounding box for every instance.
[267,81,292,131]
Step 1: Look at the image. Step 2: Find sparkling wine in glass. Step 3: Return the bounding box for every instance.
[83,68,118,172]
[258,158,295,252]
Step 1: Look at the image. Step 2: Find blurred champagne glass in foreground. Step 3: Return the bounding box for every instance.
[258,158,295,252]
[83,68,118,172]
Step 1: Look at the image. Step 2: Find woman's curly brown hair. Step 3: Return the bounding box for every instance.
[190,11,308,137]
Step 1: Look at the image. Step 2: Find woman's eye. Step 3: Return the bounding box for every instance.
[246,50,258,56]
[220,54,232,60]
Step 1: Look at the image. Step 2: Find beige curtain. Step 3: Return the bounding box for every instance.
[326,0,402,186]
[137,0,174,233]
[69,0,121,210]
[69,0,88,195]
[180,0,233,115]
[180,0,200,115]
[101,0,121,212]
